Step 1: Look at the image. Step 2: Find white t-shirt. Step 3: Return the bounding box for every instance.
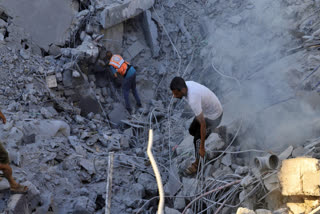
[185,81,223,120]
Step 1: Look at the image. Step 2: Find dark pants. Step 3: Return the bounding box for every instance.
[0,142,9,164]
[122,73,141,111]
[188,113,223,160]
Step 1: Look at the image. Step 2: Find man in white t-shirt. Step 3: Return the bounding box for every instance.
[170,77,225,174]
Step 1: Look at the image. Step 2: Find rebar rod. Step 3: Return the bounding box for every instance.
[105,152,114,214]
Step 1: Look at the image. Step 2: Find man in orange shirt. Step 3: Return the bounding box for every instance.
[106,51,142,114]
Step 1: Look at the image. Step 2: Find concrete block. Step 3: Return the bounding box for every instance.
[279,157,320,196]
[122,40,145,61]
[99,0,155,29]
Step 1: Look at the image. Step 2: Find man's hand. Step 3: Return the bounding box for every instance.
[114,73,118,78]
[199,145,205,158]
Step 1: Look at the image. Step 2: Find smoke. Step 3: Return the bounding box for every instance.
[199,0,320,151]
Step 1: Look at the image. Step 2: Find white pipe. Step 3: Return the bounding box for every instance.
[147,129,164,214]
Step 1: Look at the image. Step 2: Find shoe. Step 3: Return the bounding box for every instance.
[185,162,198,175]
[126,108,132,114]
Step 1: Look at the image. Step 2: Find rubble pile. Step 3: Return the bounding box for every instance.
[0,0,318,213]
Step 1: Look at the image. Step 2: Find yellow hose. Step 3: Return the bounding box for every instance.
[147,129,164,214]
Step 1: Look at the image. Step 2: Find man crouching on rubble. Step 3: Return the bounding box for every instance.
[0,110,28,193]
[170,77,226,175]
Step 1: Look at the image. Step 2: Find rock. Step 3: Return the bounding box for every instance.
[48,44,61,56]
[174,193,185,210]
[75,115,85,123]
[6,194,28,213]
[235,166,249,175]
[164,164,181,196]
[240,175,254,188]
[8,151,21,166]
[19,49,30,60]
[255,209,272,214]
[21,181,41,209]
[3,121,14,131]
[72,70,81,78]
[176,134,193,157]
[263,173,280,191]
[142,10,160,58]
[0,19,7,28]
[212,166,233,178]
[165,207,181,214]
[272,208,288,214]
[8,127,24,143]
[40,107,55,119]
[129,183,145,199]
[221,153,232,166]
[236,207,255,214]
[278,145,293,160]
[108,103,127,126]
[36,120,70,137]
[204,164,215,177]
[137,173,158,195]
[228,15,242,25]
[182,177,198,196]
[292,146,308,157]
[73,196,95,214]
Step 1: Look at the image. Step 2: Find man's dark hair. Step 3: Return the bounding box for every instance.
[170,77,187,91]
[106,51,113,60]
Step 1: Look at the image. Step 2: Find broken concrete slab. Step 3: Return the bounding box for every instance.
[99,0,155,29]
[278,145,293,160]
[0,0,78,51]
[142,10,160,58]
[122,40,145,61]
[101,23,124,54]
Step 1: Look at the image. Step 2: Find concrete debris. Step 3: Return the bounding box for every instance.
[123,40,145,61]
[99,0,155,29]
[0,0,318,213]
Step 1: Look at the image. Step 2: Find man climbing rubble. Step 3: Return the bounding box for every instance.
[106,51,142,114]
[170,77,226,175]
[0,110,28,193]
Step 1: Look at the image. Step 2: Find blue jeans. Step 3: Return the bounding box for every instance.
[122,72,141,111]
